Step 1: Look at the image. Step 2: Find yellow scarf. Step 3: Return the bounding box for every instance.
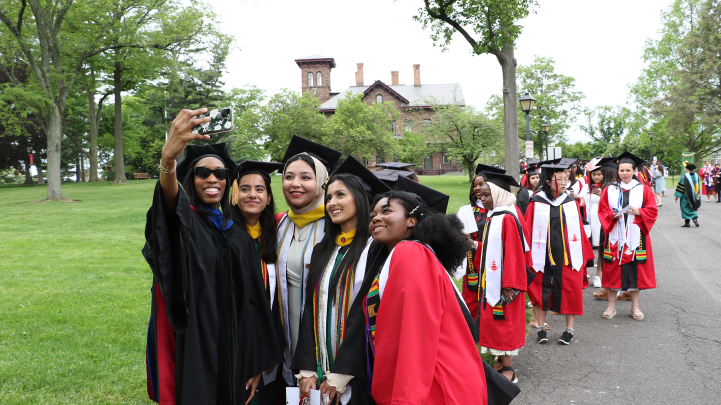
[246,221,262,239]
[287,204,326,228]
[335,229,356,247]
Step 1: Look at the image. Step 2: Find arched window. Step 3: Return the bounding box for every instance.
[316,72,323,87]
[308,72,314,87]
[376,94,383,103]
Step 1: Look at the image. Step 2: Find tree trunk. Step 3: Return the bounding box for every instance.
[25,158,32,185]
[37,164,45,184]
[76,155,82,182]
[86,82,101,182]
[495,43,520,181]
[45,105,67,200]
[467,159,475,182]
[113,58,127,184]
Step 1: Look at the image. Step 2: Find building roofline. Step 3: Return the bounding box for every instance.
[363,80,410,104]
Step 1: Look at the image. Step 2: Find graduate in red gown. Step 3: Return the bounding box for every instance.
[361,177,520,405]
[474,172,530,384]
[525,163,595,345]
[598,151,658,321]
[456,164,505,321]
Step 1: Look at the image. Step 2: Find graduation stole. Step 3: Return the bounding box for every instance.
[684,173,700,203]
[606,181,644,264]
[530,195,584,272]
[465,205,485,291]
[363,271,381,394]
[312,246,355,383]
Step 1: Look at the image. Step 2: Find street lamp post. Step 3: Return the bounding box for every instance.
[541,123,551,161]
[26,147,33,187]
[519,92,536,142]
[648,131,655,162]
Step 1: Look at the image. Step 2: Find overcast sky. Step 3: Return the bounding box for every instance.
[206,0,673,142]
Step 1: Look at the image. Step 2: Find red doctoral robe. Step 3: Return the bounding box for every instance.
[524,195,595,315]
[477,210,529,353]
[598,184,657,290]
[373,241,488,405]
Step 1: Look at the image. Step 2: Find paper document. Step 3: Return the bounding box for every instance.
[286,387,322,405]
[616,206,632,215]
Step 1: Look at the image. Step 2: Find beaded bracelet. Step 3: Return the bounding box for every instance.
[159,158,177,174]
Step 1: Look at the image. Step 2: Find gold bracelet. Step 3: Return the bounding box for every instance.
[159,158,177,174]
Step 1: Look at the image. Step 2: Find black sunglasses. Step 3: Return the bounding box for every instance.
[194,166,230,180]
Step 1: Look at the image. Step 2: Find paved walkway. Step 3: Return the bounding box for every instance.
[512,196,721,404]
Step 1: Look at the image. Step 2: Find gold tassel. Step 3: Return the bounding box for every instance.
[231,179,240,206]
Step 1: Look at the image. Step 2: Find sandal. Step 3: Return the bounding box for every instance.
[593,288,609,300]
[602,308,616,319]
[631,304,644,320]
[617,291,632,301]
[499,366,519,384]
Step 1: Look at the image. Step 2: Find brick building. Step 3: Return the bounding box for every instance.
[295,54,465,175]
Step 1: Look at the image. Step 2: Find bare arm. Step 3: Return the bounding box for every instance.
[159,108,211,213]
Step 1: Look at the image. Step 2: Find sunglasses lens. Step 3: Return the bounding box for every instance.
[215,168,229,180]
[195,167,211,179]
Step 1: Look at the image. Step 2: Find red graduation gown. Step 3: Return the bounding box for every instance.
[598,184,658,290]
[477,213,529,353]
[461,206,486,321]
[524,197,595,315]
[373,241,488,405]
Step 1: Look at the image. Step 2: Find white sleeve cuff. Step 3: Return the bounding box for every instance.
[294,370,318,380]
[325,373,354,394]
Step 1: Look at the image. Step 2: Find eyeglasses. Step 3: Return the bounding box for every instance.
[194,166,230,180]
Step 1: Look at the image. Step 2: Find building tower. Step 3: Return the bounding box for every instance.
[295,54,336,104]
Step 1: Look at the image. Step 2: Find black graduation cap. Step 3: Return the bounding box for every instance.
[685,163,697,171]
[614,151,645,168]
[373,169,416,189]
[537,158,561,166]
[540,163,569,174]
[521,166,539,176]
[395,175,449,214]
[332,156,391,200]
[374,162,416,169]
[485,172,520,192]
[475,164,505,175]
[177,143,238,181]
[234,160,284,184]
[281,135,342,172]
[558,158,577,168]
[590,157,616,170]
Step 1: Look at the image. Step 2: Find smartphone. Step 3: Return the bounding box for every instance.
[191,107,234,135]
[591,184,599,191]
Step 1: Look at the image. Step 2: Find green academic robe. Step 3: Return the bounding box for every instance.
[674,173,701,220]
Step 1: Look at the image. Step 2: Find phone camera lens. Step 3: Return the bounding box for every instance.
[221,109,229,118]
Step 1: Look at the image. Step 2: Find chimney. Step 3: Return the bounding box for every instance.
[356,63,364,86]
[391,71,399,85]
[413,64,421,87]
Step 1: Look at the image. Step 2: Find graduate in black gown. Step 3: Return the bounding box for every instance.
[229,160,287,405]
[293,156,390,404]
[143,108,278,404]
[516,165,539,216]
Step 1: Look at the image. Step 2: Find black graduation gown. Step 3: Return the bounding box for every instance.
[247,236,287,405]
[330,242,519,405]
[516,187,533,216]
[143,183,282,404]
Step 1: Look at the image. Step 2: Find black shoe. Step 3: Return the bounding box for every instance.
[693,219,699,227]
[537,329,548,344]
[559,330,574,345]
[682,223,691,228]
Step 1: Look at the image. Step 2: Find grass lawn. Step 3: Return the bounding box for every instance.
[0,175,477,404]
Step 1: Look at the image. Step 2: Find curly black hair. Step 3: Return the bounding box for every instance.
[468,172,488,205]
[372,191,471,274]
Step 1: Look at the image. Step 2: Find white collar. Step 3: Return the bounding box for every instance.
[475,199,484,208]
[619,179,639,190]
[535,191,569,206]
[488,205,515,216]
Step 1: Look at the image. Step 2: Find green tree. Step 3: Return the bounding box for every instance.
[580,106,632,157]
[324,92,400,160]
[237,90,328,162]
[397,125,430,166]
[413,0,538,180]
[422,99,503,181]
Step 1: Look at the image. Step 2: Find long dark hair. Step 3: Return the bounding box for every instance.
[657,164,665,177]
[372,191,471,274]
[182,169,233,228]
[537,170,565,200]
[230,174,278,264]
[305,174,371,298]
[469,172,488,205]
[596,167,617,189]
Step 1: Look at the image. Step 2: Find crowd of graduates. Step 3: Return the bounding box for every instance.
[141,108,674,405]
